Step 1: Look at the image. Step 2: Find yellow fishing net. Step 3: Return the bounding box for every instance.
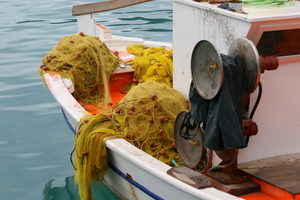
[74,81,189,200]
[39,33,183,200]
[127,44,173,87]
[39,32,120,105]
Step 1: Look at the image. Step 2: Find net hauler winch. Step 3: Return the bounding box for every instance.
[172,0,300,198]
[174,37,279,194]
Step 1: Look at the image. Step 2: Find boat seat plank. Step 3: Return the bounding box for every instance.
[72,0,153,16]
[239,153,300,195]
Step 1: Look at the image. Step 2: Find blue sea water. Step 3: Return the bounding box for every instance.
[0,0,172,199]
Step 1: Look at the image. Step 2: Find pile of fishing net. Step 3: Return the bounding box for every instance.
[39,33,182,200]
[73,81,189,200]
[242,0,294,6]
[127,44,173,88]
[39,32,120,105]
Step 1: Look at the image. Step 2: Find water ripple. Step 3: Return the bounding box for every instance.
[0,94,30,99]
[119,17,171,24]
[24,164,60,171]
[16,152,43,159]
[1,102,58,112]
[17,20,46,24]
[0,141,8,145]
[0,82,41,92]
[49,19,76,24]
[139,28,171,32]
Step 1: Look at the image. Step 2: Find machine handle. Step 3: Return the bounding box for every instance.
[260,55,279,73]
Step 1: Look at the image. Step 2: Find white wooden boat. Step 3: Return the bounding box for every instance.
[43,0,300,199]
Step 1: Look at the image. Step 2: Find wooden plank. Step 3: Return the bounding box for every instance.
[239,153,300,195]
[72,0,153,16]
[167,166,260,196]
[167,166,212,189]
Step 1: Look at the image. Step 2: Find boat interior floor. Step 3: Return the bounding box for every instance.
[167,153,300,200]
[239,152,300,200]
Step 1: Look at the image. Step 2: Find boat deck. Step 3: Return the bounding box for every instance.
[239,153,300,200]
[81,71,133,114]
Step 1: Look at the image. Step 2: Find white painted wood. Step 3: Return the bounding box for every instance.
[173,0,251,97]
[77,14,95,35]
[95,24,112,39]
[247,18,300,45]
[174,0,300,22]
[103,35,145,51]
[43,73,88,128]
[241,61,300,162]
[105,138,243,200]
[104,36,172,51]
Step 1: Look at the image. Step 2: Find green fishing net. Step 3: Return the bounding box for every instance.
[242,0,294,6]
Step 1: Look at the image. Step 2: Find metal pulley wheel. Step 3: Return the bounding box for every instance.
[228,37,261,93]
[191,40,224,100]
[174,111,205,168]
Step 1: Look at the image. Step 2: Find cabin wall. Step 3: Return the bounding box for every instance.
[242,62,300,162]
[173,0,250,97]
[173,0,300,163]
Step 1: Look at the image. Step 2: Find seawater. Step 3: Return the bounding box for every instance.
[0,0,172,199]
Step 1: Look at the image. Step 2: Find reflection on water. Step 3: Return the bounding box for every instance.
[43,176,120,200]
[43,177,79,200]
